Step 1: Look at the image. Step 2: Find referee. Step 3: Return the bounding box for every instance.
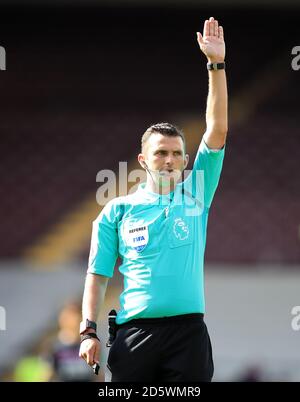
[79,16,227,382]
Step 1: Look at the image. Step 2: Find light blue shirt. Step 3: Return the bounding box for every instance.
[88,139,225,324]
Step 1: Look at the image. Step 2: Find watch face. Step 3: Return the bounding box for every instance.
[87,319,97,329]
[80,319,97,334]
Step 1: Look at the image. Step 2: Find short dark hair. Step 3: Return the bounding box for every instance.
[141,122,186,152]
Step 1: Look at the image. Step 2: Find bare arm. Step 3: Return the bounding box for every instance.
[82,273,109,323]
[197,17,228,149]
[79,273,109,367]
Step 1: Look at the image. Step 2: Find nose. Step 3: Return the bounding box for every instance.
[165,154,174,165]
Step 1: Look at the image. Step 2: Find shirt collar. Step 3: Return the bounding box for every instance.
[137,182,176,204]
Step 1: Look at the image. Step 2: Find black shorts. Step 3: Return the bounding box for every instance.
[107,313,214,382]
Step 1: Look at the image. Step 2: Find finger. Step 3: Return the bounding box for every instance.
[79,345,86,359]
[93,344,100,365]
[204,20,209,37]
[214,20,219,36]
[197,32,204,45]
[86,350,94,366]
[79,350,85,359]
[209,17,214,36]
[219,26,224,40]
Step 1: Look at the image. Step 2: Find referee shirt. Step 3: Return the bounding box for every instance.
[88,138,225,324]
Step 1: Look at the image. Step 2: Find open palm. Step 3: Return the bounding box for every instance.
[197,17,225,62]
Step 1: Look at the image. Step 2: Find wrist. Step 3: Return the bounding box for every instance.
[81,328,97,335]
[207,57,225,63]
[207,61,226,71]
[80,332,100,344]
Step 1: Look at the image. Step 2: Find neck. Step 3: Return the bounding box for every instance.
[144,178,176,195]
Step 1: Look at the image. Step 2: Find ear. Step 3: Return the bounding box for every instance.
[138,153,146,169]
[183,154,189,169]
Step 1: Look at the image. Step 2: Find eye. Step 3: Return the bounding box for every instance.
[156,150,167,156]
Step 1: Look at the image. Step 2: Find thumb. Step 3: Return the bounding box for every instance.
[196,32,204,44]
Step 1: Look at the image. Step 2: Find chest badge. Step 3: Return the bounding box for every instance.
[125,221,149,252]
[173,218,189,241]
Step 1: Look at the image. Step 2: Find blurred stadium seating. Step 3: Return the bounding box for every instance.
[0,6,299,264]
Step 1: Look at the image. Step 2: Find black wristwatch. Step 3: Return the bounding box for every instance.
[80,319,97,335]
[207,62,225,71]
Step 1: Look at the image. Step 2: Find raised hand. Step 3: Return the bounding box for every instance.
[197,17,225,63]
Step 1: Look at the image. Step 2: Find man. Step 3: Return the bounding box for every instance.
[79,16,227,382]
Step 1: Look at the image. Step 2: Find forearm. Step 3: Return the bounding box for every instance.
[197,16,227,149]
[204,68,228,148]
[82,273,109,330]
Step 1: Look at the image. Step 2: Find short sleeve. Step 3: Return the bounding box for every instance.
[87,199,121,278]
[186,138,225,208]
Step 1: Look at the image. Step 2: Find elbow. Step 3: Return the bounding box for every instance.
[213,124,228,137]
[207,121,228,136]
[204,126,228,149]
[219,127,228,143]
[216,127,228,140]
[217,128,228,148]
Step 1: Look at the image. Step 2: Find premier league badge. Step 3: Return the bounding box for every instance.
[173,218,189,241]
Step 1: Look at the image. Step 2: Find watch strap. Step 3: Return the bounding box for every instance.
[80,332,100,343]
[207,61,225,71]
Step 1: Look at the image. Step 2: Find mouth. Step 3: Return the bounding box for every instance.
[159,169,174,175]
